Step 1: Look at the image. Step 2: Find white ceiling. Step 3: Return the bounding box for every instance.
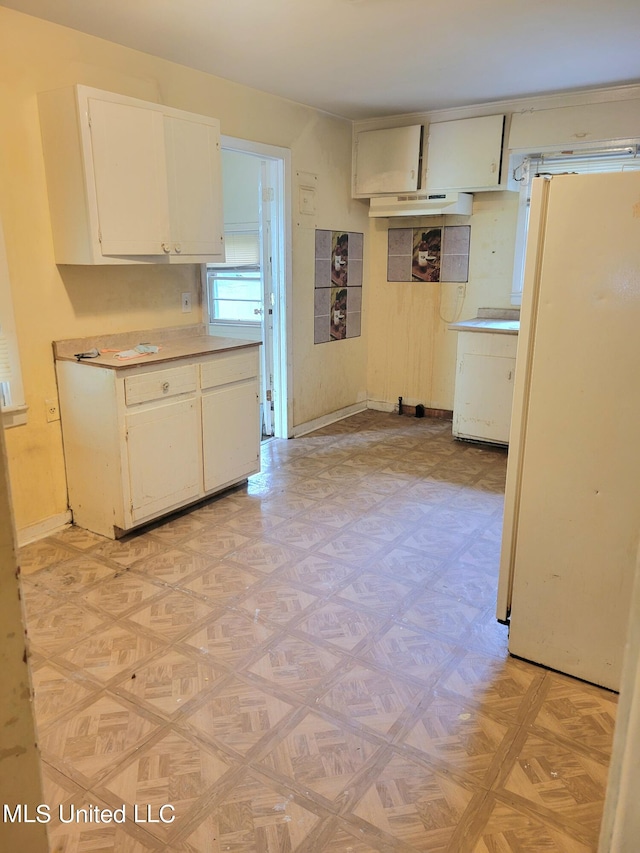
[2,0,640,119]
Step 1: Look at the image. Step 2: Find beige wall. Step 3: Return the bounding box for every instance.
[366,191,518,411]
[0,7,369,534]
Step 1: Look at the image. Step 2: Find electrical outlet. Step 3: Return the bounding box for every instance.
[45,399,60,422]
[181,291,192,313]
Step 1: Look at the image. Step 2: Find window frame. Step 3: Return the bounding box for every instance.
[510,143,640,305]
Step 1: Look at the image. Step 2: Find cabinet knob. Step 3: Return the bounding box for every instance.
[174,244,182,253]
[162,381,170,392]
[162,242,171,253]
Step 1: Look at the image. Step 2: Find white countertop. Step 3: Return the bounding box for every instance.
[449,308,520,335]
[449,317,520,334]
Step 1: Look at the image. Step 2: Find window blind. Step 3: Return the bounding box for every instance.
[220,232,260,268]
[0,331,12,382]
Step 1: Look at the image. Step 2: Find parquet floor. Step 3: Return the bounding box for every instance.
[19,411,617,852]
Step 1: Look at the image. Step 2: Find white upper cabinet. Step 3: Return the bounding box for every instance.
[425,114,506,192]
[38,85,225,264]
[353,125,422,197]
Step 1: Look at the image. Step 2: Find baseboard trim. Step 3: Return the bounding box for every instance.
[367,399,453,419]
[17,511,72,547]
[292,402,368,437]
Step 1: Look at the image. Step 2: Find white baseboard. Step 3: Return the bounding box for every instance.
[292,402,367,437]
[17,511,72,547]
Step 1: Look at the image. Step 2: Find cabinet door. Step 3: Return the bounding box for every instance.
[426,114,505,191]
[88,98,171,256]
[126,398,201,522]
[354,125,422,196]
[165,115,225,258]
[202,380,260,492]
[453,352,515,444]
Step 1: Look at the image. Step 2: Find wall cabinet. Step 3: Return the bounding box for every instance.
[352,125,422,197]
[38,85,225,264]
[55,346,260,538]
[426,114,506,192]
[452,331,517,445]
[352,114,506,198]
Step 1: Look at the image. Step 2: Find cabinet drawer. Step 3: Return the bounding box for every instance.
[200,349,258,390]
[124,364,197,406]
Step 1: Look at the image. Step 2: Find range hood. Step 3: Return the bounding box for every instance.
[369,192,472,218]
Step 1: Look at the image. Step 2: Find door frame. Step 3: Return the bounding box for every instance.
[210,136,292,439]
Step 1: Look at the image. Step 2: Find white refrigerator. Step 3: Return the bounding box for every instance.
[497,171,640,691]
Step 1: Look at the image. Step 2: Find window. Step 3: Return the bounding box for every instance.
[206,228,263,325]
[511,145,640,304]
[0,217,27,427]
[206,269,262,323]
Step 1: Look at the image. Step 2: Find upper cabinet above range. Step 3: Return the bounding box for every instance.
[352,125,423,197]
[426,114,506,192]
[352,113,507,199]
[38,85,225,264]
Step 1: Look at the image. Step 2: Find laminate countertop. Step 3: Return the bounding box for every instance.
[449,308,520,335]
[53,324,261,370]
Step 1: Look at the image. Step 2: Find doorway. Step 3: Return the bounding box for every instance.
[204,138,291,439]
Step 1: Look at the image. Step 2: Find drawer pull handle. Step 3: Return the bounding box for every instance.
[162,381,170,392]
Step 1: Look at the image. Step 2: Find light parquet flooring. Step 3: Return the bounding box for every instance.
[19,412,617,852]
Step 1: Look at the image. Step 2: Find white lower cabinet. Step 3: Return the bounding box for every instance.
[452,332,517,445]
[56,345,260,539]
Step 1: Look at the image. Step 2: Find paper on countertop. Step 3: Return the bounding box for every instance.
[102,344,162,360]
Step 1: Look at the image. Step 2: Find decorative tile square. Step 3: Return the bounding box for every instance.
[182,527,251,559]
[31,663,97,727]
[126,591,213,640]
[59,624,162,683]
[403,695,512,782]
[336,573,413,614]
[266,520,333,550]
[363,624,457,684]
[32,557,116,595]
[25,599,106,657]
[441,651,543,721]
[531,673,617,758]
[319,533,387,565]
[115,648,221,716]
[279,554,354,591]
[237,581,318,626]
[19,539,76,575]
[352,753,475,850]
[186,676,294,754]
[179,770,320,852]
[40,694,158,782]
[92,535,166,568]
[319,663,420,736]
[296,602,382,651]
[402,592,483,640]
[132,547,211,585]
[82,573,164,617]
[101,730,232,841]
[229,541,300,574]
[182,563,261,604]
[183,610,273,667]
[259,712,380,802]
[471,798,595,852]
[248,635,344,696]
[499,732,610,843]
